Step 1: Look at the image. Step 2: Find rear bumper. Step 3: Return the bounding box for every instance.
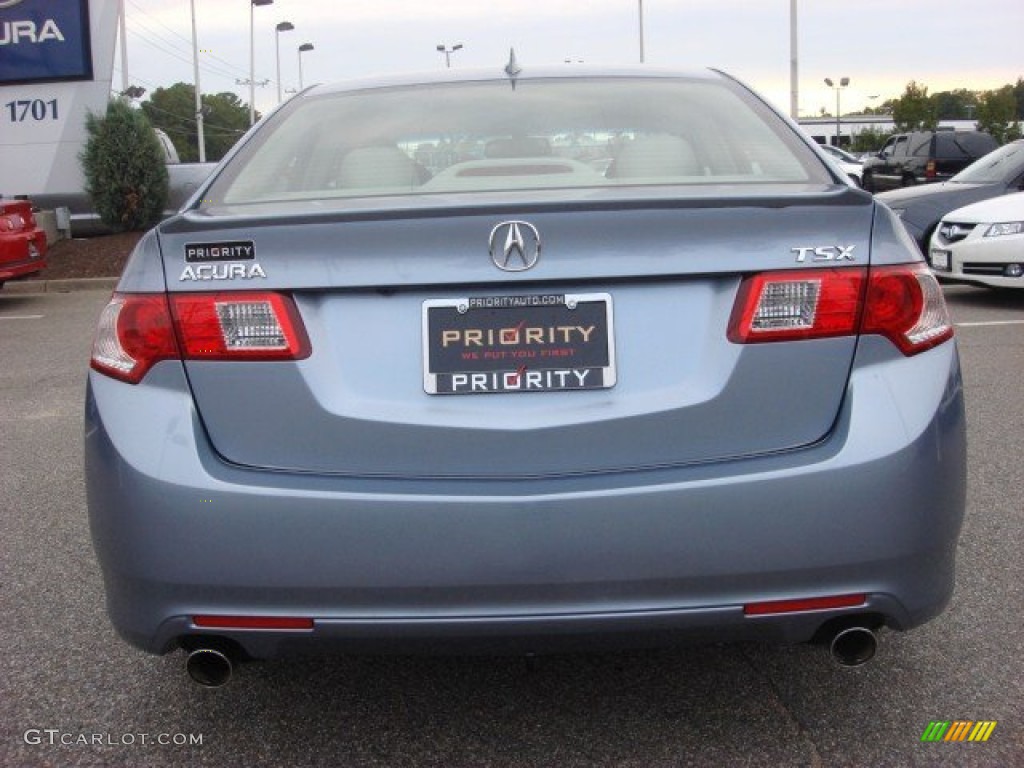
[85,338,967,657]
[0,232,47,281]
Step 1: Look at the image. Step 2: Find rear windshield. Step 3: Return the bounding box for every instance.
[206,77,829,207]
[934,132,996,159]
[952,141,1024,183]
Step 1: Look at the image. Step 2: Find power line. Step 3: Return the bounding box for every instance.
[127,25,246,85]
[140,99,248,136]
[126,0,254,81]
[124,0,277,87]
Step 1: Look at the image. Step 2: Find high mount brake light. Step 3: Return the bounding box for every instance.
[90,292,310,384]
[728,264,953,356]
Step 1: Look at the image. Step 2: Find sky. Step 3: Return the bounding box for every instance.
[116,0,1024,119]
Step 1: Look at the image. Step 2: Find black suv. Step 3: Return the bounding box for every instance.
[862,130,998,192]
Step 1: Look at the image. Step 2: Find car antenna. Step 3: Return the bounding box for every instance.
[504,47,521,90]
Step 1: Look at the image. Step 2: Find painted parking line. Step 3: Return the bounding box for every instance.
[0,315,45,320]
[956,320,1024,328]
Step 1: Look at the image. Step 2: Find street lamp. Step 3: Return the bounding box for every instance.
[298,43,314,89]
[436,43,463,68]
[824,76,850,147]
[249,0,273,126]
[275,21,294,104]
[638,0,645,63]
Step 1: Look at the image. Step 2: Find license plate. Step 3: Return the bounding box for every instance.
[930,249,951,271]
[423,293,616,395]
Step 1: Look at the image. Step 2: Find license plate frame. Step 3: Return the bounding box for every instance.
[422,293,616,395]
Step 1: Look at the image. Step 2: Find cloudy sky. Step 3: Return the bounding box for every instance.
[117,0,1023,118]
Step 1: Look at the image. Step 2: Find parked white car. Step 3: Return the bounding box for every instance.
[821,144,864,187]
[928,191,1024,289]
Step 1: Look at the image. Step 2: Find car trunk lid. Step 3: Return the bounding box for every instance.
[158,188,872,478]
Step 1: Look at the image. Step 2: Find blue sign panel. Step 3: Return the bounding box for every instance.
[0,0,93,85]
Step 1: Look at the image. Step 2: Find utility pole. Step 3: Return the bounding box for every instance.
[638,0,645,63]
[790,0,799,119]
[190,0,206,162]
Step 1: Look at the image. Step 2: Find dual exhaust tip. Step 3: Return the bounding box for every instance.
[827,625,878,667]
[185,647,233,688]
[183,625,879,686]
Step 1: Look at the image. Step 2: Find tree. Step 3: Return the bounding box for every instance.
[142,83,251,162]
[850,127,892,154]
[80,99,168,232]
[932,89,980,120]
[975,86,1023,144]
[892,81,938,132]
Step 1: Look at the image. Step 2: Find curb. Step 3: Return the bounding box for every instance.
[4,277,118,294]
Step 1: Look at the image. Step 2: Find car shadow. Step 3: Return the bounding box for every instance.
[942,284,1024,309]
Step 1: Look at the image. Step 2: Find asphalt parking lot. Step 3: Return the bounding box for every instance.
[1,285,1021,768]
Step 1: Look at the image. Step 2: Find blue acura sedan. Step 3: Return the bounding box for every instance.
[85,65,966,686]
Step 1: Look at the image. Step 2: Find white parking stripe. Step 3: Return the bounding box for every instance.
[0,315,44,320]
[956,320,1024,328]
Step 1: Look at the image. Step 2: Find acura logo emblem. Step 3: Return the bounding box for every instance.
[489,221,541,272]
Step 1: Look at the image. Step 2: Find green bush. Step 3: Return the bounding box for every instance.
[80,99,169,232]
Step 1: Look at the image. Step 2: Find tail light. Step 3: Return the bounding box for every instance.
[91,291,310,384]
[925,160,936,179]
[728,264,953,356]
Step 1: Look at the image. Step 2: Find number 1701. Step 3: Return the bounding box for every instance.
[5,99,59,122]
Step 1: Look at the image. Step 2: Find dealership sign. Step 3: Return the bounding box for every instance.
[0,0,94,84]
[1,0,115,199]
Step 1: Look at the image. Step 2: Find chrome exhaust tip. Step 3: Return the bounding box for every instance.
[828,626,878,667]
[185,647,233,688]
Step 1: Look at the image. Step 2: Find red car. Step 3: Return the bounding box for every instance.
[0,199,48,288]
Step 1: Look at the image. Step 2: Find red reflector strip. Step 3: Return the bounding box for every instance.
[192,615,314,630]
[743,594,866,616]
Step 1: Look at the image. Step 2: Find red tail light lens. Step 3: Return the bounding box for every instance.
[925,160,936,179]
[91,292,310,384]
[862,264,953,355]
[727,268,864,344]
[170,292,311,360]
[91,294,179,384]
[729,264,953,356]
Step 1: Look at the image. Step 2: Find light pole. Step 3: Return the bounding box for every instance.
[436,43,463,68]
[275,21,294,104]
[249,0,273,126]
[298,43,314,89]
[824,77,850,146]
[118,0,129,92]
[638,0,645,63]
[790,0,798,119]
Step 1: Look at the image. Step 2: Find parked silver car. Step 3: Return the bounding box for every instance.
[85,67,966,686]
